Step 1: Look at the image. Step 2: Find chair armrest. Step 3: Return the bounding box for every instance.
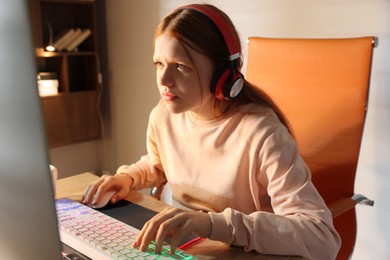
[352,194,375,206]
[328,197,357,218]
[328,194,374,219]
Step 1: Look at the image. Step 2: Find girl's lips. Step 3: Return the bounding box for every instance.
[162,92,177,101]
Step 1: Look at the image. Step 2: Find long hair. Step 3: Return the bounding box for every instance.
[154,4,292,133]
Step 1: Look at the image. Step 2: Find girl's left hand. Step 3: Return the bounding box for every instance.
[132,207,211,254]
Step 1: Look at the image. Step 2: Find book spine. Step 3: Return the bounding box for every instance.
[57,28,82,51]
[65,29,92,52]
[51,28,75,50]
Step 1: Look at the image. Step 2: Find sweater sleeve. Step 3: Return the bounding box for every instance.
[208,126,341,260]
[116,155,166,190]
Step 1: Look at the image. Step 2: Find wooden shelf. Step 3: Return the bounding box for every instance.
[36,49,96,57]
[41,91,102,148]
[28,0,102,147]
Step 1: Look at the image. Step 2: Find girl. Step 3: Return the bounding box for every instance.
[83,4,341,259]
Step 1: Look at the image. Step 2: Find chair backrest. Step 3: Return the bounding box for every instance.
[246,37,375,260]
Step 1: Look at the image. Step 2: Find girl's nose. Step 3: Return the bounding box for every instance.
[158,67,174,88]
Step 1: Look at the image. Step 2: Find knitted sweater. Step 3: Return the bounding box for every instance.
[117,100,341,259]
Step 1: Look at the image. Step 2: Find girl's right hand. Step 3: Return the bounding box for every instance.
[82,174,133,206]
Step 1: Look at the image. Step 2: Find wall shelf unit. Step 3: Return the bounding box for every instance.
[28,0,102,148]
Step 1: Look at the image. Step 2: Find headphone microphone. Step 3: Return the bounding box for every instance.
[180,4,245,100]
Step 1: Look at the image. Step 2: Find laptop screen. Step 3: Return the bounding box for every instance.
[0,1,62,259]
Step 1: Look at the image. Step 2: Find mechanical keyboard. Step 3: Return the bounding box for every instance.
[56,198,196,259]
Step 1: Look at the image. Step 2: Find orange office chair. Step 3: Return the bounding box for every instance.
[246,36,377,260]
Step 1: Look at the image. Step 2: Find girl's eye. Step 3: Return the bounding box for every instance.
[154,61,164,68]
[176,63,186,70]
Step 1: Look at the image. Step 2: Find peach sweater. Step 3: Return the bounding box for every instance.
[117,101,341,259]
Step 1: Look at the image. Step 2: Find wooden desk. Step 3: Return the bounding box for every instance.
[56,172,303,260]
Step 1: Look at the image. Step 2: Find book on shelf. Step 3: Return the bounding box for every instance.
[50,28,75,50]
[56,28,82,51]
[65,28,92,52]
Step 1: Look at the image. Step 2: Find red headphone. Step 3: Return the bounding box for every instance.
[180,4,245,100]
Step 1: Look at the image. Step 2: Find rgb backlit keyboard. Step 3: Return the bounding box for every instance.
[56,198,196,259]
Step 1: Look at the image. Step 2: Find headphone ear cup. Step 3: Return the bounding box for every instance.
[210,64,230,100]
[223,69,244,99]
[211,64,244,100]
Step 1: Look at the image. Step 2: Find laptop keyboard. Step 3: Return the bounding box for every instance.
[56,198,196,259]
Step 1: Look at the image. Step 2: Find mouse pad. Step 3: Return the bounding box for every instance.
[97,199,198,247]
[98,199,156,230]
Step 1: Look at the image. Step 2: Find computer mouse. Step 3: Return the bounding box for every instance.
[87,190,116,209]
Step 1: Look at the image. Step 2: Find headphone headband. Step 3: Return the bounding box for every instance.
[178,4,244,100]
[180,4,240,62]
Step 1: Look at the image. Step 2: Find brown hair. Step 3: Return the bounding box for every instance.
[154,4,292,133]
